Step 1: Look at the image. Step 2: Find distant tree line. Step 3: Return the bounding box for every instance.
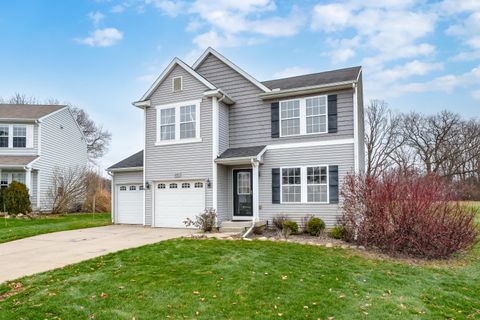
[365,100,480,200]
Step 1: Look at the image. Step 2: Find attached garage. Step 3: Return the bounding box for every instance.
[154,181,206,228]
[116,184,143,224]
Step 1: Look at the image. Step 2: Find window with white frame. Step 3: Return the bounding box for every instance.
[0,173,8,189]
[129,186,136,191]
[1,172,26,187]
[13,125,27,148]
[160,108,176,141]
[307,166,328,203]
[280,95,328,136]
[156,100,201,145]
[182,182,190,188]
[0,126,8,148]
[281,166,329,204]
[281,168,301,203]
[194,182,203,188]
[120,186,127,191]
[180,105,196,139]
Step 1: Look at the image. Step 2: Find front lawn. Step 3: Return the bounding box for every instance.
[0,213,111,243]
[1,238,479,319]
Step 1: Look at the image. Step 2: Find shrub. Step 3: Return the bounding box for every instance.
[330,226,345,240]
[3,181,32,214]
[341,171,479,259]
[183,208,217,232]
[281,220,299,238]
[253,224,265,235]
[272,215,288,230]
[306,217,325,236]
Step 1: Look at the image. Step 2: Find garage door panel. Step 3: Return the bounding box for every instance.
[117,184,143,225]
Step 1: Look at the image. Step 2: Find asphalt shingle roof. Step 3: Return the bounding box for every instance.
[0,104,66,120]
[108,150,143,170]
[218,145,266,159]
[0,155,39,166]
[262,66,361,91]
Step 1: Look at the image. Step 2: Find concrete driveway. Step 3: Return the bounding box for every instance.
[0,225,195,283]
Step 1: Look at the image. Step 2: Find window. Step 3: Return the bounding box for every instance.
[156,100,201,145]
[281,168,301,203]
[11,173,25,184]
[182,182,190,189]
[306,97,327,134]
[180,105,196,139]
[307,166,328,203]
[194,182,203,188]
[120,186,127,191]
[1,173,8,189]
[129,186,136,191]
[280,95,328,136]
[139,185,144,191]
[237,172,251,195]
[158,183,166,189]
[280,100,300,136]
[173,76,182,92]
[160,108,176,141]
[0,126,8,148]
[13,125,26,148]
[169,183,177,189]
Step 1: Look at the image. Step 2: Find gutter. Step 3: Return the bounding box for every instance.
[203,89,235,105]
[258,81,356,100]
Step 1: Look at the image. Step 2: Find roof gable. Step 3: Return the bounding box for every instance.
[138,58,216,103]
[193,47,271,93]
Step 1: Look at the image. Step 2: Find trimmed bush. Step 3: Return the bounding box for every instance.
[183,208,217,232]
[306,217,325,236]
[3,181,32,214]
[330,226,345,240]
[282,220,299,237]
[341,171,479,259]
[272,215,288,230]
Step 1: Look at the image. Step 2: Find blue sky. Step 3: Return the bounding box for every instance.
[0,0,479,171]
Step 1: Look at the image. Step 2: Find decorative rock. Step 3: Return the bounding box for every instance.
[258,237,268,241]
[17,213,24,217]
[341,244,349,249]
[325,243,333,248]
[349,245,358,249]
[358,246,366,250]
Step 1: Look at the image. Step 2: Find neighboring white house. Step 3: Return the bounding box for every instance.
[108,47,365,229]
[0,104,88,211]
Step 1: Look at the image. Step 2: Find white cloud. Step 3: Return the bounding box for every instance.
[146,0,186,17]
[186,20,202,32]
[273,66,312,79]
[371,60,443,84]
[77,28,123,47]
[88,11,105,26]
[136,73,157,82]
[472,89,480,100]
[311,4,352,32]
[111,4,126,13]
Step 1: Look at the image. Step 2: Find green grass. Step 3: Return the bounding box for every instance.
[1,238,479,320]
[0,213,111,243]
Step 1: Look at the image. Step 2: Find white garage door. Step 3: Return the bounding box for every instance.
[116,184,143,224]
[154,181,206,228]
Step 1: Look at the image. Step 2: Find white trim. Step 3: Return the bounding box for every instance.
[267,138,354,150]
[252,161,260,222]
[107,167,143,173]
[259,81,355,100]
[36,170,40,209]
[37,121,42,156]
[232,167,255,221]
[172,76,183,92]
[280,165,329,204]
[143,108,146,226]
[279,95,328,138]
[212,96,219,220]
[353,83,359,173]
[25,167,31,196]
[203,89,235,105]
[155,99,202,146]
[133,100,151,108]
[139,58,216,102]
[193,47,271,93]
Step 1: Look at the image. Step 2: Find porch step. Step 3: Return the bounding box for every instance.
[219,221,266,234]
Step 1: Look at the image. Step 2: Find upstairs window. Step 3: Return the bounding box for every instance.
[13,125,27,148]
[0,126,8,148]
[173,76,183,92]
[180,105,196,139]
[156,100,201,145]
[280,95,328,137]
[160,108,176,141]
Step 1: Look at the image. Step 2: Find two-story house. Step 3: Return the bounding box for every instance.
[0,104,88,211]
[108,47,364,229]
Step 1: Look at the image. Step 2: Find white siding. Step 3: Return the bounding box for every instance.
[112,170,143,224]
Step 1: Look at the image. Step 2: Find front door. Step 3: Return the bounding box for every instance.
[233,169,253,220]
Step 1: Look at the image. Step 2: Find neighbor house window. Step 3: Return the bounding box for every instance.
[307,166,328,203]
[8,172,26,185]
[281,168,301,203]
[0,126,8,148]
[172,76,182,92]
[180,105,196,139]
[13,125,27,148]
[280,95,328,136]
[0,173,8,189]
[156,99,201,145]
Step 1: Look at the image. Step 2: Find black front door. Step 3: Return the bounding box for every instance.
[233,169,253,218]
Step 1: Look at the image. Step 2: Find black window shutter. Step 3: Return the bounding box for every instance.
[271,102,280,138]
[328,95,337,133]
[329,165,339,204]
[272,168,280,203]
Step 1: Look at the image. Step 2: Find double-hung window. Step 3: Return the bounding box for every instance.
[156,99,201,145]
[13,125,27,148]
[280,95,328,137]
[281,166,329,204]
[0,126,8,148]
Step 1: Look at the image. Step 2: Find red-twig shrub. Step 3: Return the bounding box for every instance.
[340,171,479,259]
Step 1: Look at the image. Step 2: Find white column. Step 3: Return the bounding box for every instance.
[25,167,32,196]
[353,83,360,173]
[212,96,219,214]
[252,161,259,222]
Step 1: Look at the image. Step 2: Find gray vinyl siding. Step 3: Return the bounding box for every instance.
[112,170,144,224]
[259,143,355,227]
[356,73,365,173]
[216,165,229,223]
[144,64,213,226]
[196,53,355,148]
[33,108,88,211]
[0,122,39,155]
[218,101,229,155]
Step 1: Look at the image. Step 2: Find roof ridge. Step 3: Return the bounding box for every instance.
[262,66,362,83]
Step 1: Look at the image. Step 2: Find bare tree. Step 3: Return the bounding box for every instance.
[47,166,87,213]
[364,100,404,177]
[1,93,39,104]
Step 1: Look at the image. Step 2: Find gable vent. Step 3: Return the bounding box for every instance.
[173,76,183,92]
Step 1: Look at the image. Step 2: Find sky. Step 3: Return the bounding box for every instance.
[0,0,479,172]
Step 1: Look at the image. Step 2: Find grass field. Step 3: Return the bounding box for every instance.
[0,213,111,243]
